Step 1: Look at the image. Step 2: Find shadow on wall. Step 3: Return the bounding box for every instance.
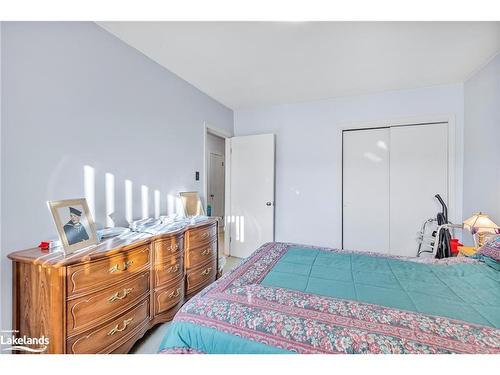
[82,164,185,229]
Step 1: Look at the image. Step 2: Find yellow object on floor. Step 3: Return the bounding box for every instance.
[457,246,478,257]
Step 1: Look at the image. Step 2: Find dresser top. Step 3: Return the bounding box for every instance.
[7,217,218,267]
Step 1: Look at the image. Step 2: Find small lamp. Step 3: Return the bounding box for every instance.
[463,212,499,247]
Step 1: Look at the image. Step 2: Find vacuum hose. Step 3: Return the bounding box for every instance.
[434,194,448,224]
[434,194,451,258]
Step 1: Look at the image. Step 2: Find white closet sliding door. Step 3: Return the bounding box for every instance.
[342,123,448,256]
[343,128,390,253]
[389,124,448,257]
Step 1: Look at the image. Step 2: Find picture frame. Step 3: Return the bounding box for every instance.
[179,191,205,217]
[47,198,99,254]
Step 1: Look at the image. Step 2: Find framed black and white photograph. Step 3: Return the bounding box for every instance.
[48,198,98,254]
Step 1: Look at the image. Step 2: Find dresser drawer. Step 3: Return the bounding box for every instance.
[186,223,217,248]
[153,235,183,264]
[153,276,184,315]
[186,257,217,295]
[67,245,151,297]
[67,298,149,354]
[67,271,150,335]
[185,239,217,269]
[154,253,183,288]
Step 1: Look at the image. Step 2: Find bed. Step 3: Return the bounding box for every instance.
[159,242,500,354]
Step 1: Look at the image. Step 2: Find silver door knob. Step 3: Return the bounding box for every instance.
[266,202,272,206]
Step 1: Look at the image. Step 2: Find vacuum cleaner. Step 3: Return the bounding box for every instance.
[416,194,453,258]
[434,194,452,258]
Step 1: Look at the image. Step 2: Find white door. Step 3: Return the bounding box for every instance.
[208,153,225,217]
[229,134,275,258]
[389,123,448,257]
[343,128,390,253]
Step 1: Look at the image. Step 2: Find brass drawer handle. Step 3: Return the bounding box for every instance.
[168,288,181,299]
[201,247,211,256]
[107,318,133,336]
[108,288,133,303]
[109,260,134,273]
[201,267,212,276]
[166,264,179,273]
[170,243,179,252]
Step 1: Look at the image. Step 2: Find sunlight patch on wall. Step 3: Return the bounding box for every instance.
[235,215,240,241]
[125,179,133,224]
[141,185,149,219]
[82,166,173,224]
[154,190,161,219]
[240,216,245,243]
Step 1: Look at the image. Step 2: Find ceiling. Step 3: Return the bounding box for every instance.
[98,22,500,110]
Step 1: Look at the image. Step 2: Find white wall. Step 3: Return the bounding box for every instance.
[0,22,233,332]
[463,53,500,225]
[234,84,464,248]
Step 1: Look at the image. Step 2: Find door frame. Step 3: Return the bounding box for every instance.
[339,114,458,249]
[203,122,232,255]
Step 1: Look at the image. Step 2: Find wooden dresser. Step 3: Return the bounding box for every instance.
[7,218,218,354]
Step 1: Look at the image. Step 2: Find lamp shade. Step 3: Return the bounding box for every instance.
[463,212,499,233]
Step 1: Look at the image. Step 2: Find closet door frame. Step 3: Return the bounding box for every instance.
[339,114,458,250]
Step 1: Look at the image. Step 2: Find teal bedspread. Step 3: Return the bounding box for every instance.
[159,243,500,354]
[261,247,500,327]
